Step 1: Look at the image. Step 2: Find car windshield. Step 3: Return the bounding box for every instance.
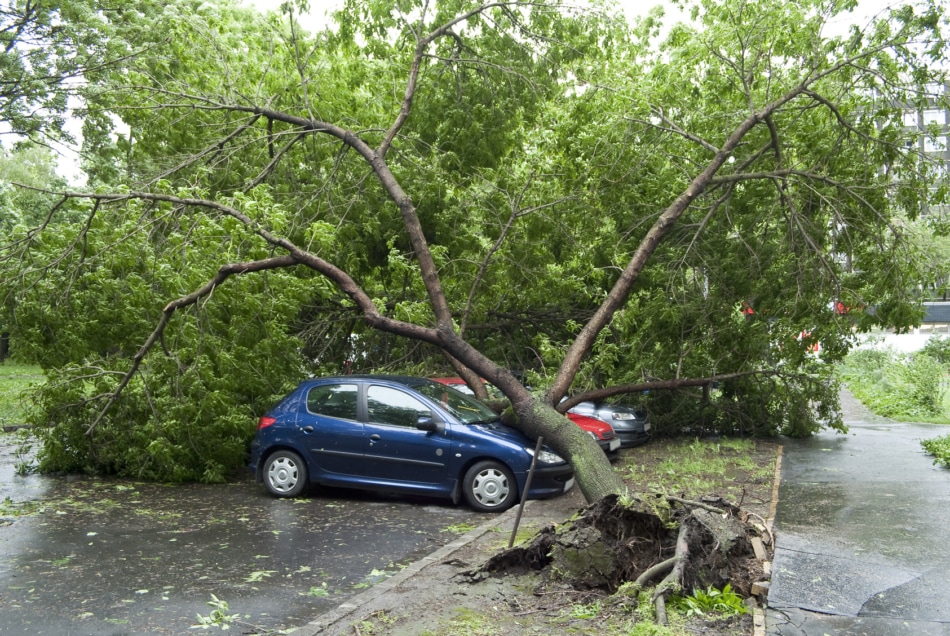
[412,380,500,425]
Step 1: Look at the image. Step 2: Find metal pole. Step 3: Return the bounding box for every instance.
[509,435,543,549]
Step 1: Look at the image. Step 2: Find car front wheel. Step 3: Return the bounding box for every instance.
[462,460,517,512]
[263,450,308,497]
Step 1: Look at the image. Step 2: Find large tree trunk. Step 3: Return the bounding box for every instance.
[511,398,626,503]
[436,334,626,504]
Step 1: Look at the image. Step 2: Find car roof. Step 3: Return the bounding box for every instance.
[300,375,430,386]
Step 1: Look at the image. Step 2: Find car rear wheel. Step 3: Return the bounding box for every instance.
[462,460,517,512]
[263,450,307,497]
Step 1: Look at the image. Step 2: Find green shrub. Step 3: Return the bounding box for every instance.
[922,434,950,469]
[841,347,948,420]
[670,584,748,618]
[921,336,950,365]
[903,354,947,415]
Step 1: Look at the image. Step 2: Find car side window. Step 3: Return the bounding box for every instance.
[367,386,431,428]
[307,384,358,420]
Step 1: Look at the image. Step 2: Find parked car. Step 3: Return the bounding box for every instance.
[249,376,575,512]
[430,377,621,456]
[568,400,651,448]
[566,412,622,457]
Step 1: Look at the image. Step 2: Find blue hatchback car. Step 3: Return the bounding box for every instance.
[249,376,575,512]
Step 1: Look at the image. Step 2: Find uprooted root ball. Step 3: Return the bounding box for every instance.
[461,492,769,619]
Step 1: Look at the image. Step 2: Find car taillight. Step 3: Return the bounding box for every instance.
[257,416,276,430]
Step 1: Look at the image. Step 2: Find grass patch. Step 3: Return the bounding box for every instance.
[840,344,950,424]
[445,607,495,635]
[619,437,776,514]
[0,363,44,427]
[922,433,950,468]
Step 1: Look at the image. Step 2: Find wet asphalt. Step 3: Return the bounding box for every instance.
[0,438,494,636]
[766,391,950,635]
[5,389,949,635]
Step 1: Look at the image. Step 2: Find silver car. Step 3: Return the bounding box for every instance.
[568,401,651,447]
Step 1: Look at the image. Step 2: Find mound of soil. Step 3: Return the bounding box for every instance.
[474,492,766,592]
[460,490,769,631]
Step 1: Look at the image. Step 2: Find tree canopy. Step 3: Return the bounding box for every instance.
[0,0,947,496]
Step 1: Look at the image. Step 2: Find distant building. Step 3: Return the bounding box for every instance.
[899,82,950,302]
[924,301,950,327]
[902,82,950,219]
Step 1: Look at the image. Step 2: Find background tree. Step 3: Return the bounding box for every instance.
[0,0,946,499]
[0,0,169,148]
[0,144,67,230]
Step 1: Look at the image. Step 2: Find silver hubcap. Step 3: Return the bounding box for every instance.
[471,468,510,507]
[267,456,299,493]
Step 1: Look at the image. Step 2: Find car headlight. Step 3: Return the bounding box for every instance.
[611,412,636,420]
[527,448,565,464]
[587,431,598,440]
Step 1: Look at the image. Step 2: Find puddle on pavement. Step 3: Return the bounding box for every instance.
[0,433,492,635]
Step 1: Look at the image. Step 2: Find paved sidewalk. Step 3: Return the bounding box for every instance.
[766,391,950,635]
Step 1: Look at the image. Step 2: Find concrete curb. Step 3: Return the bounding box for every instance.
[290,501,532,635]
[757,443,783,636]
[753,606,766,636]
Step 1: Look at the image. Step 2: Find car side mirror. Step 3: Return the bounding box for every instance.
[416,417,442,433]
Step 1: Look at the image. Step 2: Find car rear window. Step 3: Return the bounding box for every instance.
[307,383,358,420]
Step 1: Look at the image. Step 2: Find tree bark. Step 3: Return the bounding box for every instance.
[514,400,626,502]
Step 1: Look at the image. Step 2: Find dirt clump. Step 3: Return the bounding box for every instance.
[463,491,768,628]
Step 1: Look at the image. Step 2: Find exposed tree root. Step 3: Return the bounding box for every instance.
[652,523,689,623]
[461,492,770,618]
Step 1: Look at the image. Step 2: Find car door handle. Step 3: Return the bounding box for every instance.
[370,434,381,441]
[302,426,314,433]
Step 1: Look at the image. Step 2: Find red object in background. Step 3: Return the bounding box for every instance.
[565,412,614,441]
[799,331,820,353]
[430,377,618,444]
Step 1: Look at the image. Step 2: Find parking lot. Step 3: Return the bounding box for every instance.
[0,437,495,635]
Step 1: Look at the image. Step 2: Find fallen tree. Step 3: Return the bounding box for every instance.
[2,0,944,497]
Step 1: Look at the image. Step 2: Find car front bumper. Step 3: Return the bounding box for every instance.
[524,463,575,499]
[614,428,651,448]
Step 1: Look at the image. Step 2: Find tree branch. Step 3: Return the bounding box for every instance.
[84,255,298,434]
[557,369,783,411]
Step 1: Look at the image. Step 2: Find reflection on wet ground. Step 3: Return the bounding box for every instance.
[766,390,950,635]
[0,435,492,635]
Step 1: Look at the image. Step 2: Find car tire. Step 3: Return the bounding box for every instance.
[462,460,518,512]
[263,450,308,498]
